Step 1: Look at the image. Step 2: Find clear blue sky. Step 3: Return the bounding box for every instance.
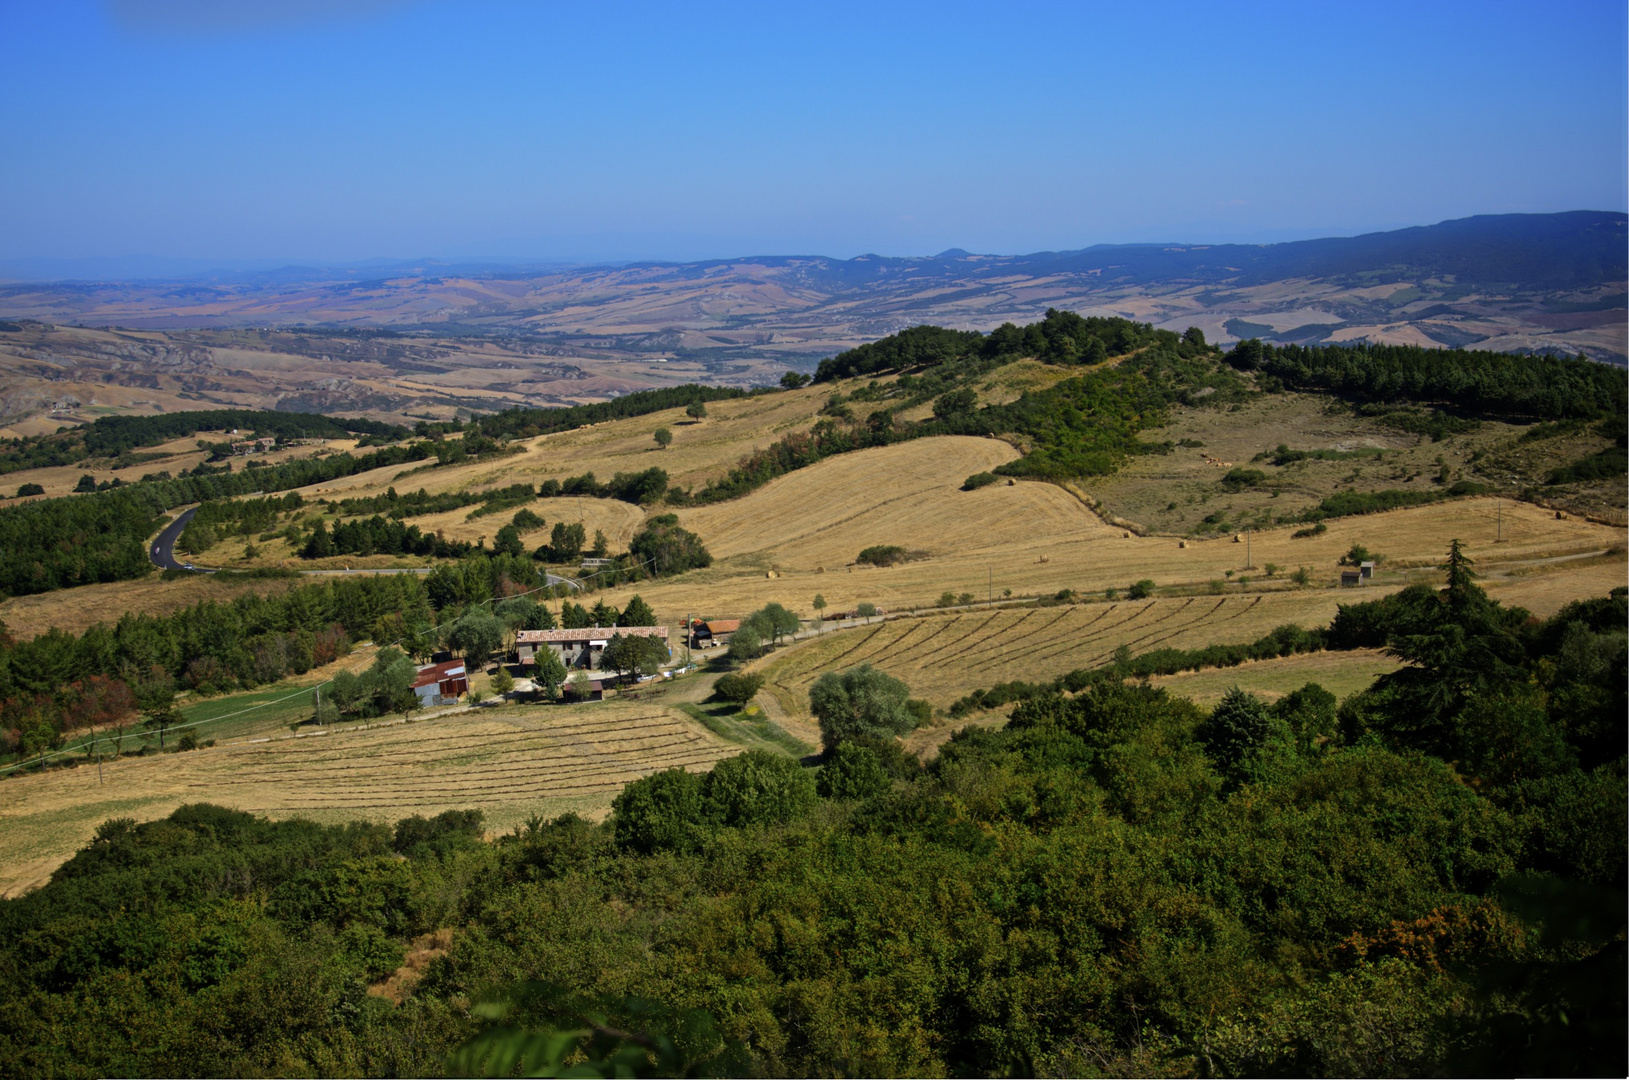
[1,0,1624,264]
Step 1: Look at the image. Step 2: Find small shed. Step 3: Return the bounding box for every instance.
[1340,569,1363,587]
[412,660,468,707]
[565,678,605,702]
[689,619,740,649]
[1358,561,1376,580]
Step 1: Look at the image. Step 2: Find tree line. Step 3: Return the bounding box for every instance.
[1226,338,1627,420]
[473,385,751,442]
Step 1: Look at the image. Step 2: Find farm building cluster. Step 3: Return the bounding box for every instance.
[515,625,670,670]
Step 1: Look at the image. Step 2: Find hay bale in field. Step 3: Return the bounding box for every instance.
[1123,531,1131,538]
[1179,540,1188,548]
[766,569,779,579]
[1233,534,1242,543]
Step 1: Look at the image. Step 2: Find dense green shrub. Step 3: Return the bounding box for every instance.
[809,663,918,752]
[713,672,764,704]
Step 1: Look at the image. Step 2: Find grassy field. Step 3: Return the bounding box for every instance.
[1146,647,1402,705]
[1091,392,1623,533]
[0,697,741,898]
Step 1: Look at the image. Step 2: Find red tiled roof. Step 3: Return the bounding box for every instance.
[412,660,466,689]
[702,619,740,634]
[515,626,668,643]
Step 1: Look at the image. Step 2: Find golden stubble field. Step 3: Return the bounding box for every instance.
[0,699,740,898]
[589,432,1622,623]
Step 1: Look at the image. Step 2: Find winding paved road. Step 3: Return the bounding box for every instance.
[150,506,579,588]
[150,506,212,573]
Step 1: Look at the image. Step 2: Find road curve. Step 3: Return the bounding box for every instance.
[150,507,214,573]
[151,508,580,590]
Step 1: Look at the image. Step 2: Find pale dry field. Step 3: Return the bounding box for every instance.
[1146,648,1402,706]
[407,495,648,550]
[675,436,1094,567]
[303,381,834,503]
[0,572,300,638]
[595,468,1622,625]
[751,588,1376,720]
[0,700,740,898]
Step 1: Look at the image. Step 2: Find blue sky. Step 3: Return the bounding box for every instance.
[1,0,1624,264]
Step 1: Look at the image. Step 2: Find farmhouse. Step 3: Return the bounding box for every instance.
[688,618,740,649]
[516,626,669,671]
[412,659,468,707]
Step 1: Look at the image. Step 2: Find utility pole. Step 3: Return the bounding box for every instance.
[96,742,103,785]
[1246,529,1253,570]
[987,565,992,606]
[1496,502,1503,543]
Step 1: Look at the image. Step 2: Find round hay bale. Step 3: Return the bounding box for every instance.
[1179,540,1188,549]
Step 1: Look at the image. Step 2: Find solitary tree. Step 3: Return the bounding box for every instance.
[809,663,918,753]
[492,524,525,558]
[1339,544,1375,567]
[685,400,708,421]
[780,371,811,389]
[653,427,673,449]
[490,667,515,700]
[812,593,827,624]
[602,633,669,681]
[755,602,799,645]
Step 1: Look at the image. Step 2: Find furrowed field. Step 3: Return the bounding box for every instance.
[0,699,739,897]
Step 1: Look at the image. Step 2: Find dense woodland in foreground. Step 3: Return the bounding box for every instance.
[0,566,1621,1077]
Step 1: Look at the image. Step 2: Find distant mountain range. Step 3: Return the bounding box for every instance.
[0,211,1624,369]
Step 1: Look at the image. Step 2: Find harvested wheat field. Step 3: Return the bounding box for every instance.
[0,701,739,897]
[1146,648,1403,706]
[752,589,1369,720]
[676,436,1109,567]
[601,474,1622,623]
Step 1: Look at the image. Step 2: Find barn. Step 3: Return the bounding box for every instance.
[412,660,468,707]
[688,619,740,649]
